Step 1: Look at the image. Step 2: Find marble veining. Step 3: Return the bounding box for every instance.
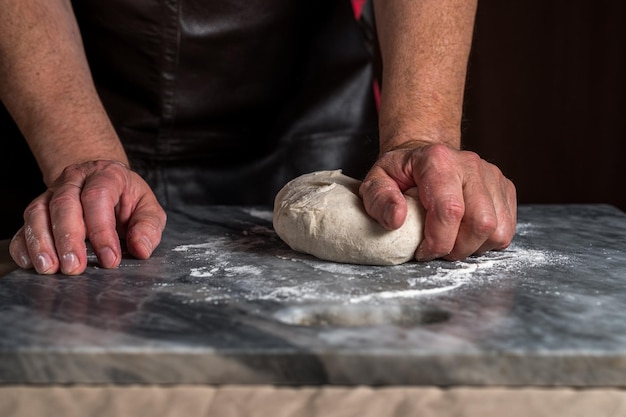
[1,205,626,386]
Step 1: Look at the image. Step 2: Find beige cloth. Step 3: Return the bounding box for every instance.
[1,386,626,417]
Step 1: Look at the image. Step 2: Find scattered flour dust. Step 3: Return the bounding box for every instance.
[349,245,564,303]
[240,208,274,222]
[173,237,266,279]
[171,221,569,304]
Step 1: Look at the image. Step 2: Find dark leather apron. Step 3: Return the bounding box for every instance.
[71,0,379,207]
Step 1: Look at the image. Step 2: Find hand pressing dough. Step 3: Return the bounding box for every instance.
[273,170,425,265]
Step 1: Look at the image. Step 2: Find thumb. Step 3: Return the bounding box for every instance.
[359,165,408,230]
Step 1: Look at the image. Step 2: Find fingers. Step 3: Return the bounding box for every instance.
[416,148,516,261]
[125,200,166,260]
[81,164,166,266]
[475,172,517,254]
[10,160,166,275]
[9,227,33,270]
[359,166,408,230]
[81,170,123,269]
[439,171,497,261]
[414,152,466,261]
[48,178,88,274]
[417,149,496,261]
[364,143,517,262]
[11,168,90,275]
[452,163,516,259]
[122,178,167,260]
[10,193,60,274]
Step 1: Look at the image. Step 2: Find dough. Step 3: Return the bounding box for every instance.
[273,170,425,265]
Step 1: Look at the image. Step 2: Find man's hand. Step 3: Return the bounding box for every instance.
[2,0,164,276]
[365,0,516,260]
[9,160,167,275]
[360,143,517,261]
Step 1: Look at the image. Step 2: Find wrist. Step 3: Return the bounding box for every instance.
[377,94,463,154]
[378,120,461,154]
[33,134,129,187]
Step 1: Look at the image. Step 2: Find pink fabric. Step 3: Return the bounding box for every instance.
[352,0,366,18]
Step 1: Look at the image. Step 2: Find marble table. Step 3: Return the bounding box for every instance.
[1,204,625,386]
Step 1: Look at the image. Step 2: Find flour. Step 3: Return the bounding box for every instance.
[515,222,538,236]
[189,267,220,278]
[347,247,564,303]
[348,283,464,303]
[190,265,264,278]
[170,218,569,305]
[241,208,274,222]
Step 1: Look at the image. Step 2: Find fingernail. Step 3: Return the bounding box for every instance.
[61,252,80,274]
[99,247,118,268]
[35,253,53,274]
[18,253,33,269]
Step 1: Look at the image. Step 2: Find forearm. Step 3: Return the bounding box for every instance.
[373,0,477,152]
[0,0,128,186]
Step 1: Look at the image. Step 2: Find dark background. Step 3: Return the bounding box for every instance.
[1,1,625,238]
[463,1,626,211]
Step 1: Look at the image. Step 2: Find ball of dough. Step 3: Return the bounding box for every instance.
[273,170,425,265]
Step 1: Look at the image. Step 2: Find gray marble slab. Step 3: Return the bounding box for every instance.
[1,205,625,386]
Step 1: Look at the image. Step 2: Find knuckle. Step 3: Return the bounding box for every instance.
[486,161,503,176]
[462,151,484,172]
[59,164,82,179]
[55,165,88,187]
[437,197,465,224]
[464,150,481,163]
[361,179,394,209]
[471,212,498,237]
[23,200,48,222]
[428,143,453,157]
[423,144,454,167]
[81,184,113,202]
[23,224,37,245]
[48,192,80,212]
[506,179,517,199]
[491,225,515,250]
[88,227,115,245]
[98,162,129,185]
